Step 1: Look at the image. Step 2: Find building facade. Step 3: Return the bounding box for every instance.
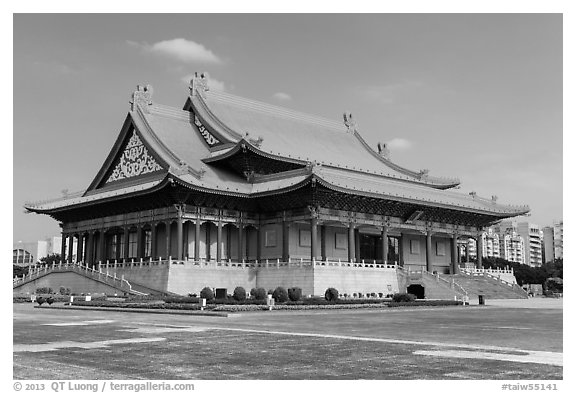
[542,226,555,263]
[553,220,563,260]
[24,74,529,295]
[496,222,542,267]
[13,236,63,266]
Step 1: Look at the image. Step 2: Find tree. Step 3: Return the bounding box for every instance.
[544,277,563,293]
[483,256,564,286]
[39,253,62,266]
[13,264,29,278]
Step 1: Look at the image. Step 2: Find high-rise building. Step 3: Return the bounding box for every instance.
[456,228,500,263]
[542,226,555,263]
[553,220,563,260]
[496,221,542,267]
[13,236,63,266]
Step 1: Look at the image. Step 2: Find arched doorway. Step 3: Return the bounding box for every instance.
[407,284,425,299]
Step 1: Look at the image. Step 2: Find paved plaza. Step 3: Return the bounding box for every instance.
[13,299,562,380]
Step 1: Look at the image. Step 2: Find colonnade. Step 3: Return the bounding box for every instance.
[61,212,481,273]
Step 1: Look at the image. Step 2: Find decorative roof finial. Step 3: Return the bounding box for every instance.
[418,169,429,180]
[377,142,390,159]
[130,84,153,112]
[190,72,209,97]
[343,112,357,134]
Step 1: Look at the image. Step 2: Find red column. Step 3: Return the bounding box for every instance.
[216,220,223,262]
[68,235,74,263]
[476,233,484,269]
[60,232,67,263]
[348,223,355,262]
[426,231,433,272]
[237,221,244,262]
[310,217,318,261]
[150,223,156,259]
[282,221,290,262]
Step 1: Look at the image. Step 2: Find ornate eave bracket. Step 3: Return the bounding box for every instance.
[130,84,153,112]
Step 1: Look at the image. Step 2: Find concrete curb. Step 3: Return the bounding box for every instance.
[33,305,237,317]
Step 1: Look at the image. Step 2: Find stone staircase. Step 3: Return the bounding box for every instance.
[12,262,172,296]
[445,273,528,299]
[397,267,467,300]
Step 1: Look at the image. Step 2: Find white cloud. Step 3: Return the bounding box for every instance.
[128,38,222,64]
[272,92,292,101]
[181,74,226,91]
[386,138,413,151]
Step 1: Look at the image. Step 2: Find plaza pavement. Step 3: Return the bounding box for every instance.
[13,299,563,380]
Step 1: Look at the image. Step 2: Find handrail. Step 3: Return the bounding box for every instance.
[421,269,468,297]
[13,261,135,292]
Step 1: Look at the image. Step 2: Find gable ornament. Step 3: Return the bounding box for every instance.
[106,130,162,183]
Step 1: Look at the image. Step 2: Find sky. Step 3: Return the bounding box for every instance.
[12,13,563,243]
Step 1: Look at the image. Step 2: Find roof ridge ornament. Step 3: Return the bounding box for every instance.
[377,142,390,160]
[418,169,429,180]
[343,112,357,134]
[130,84,153,112]
[189,72,209,98]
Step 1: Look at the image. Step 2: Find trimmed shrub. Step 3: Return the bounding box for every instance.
[272,287,289,303]
[324,287,339,302]
[388,300,461,307]
[233,286,247,301]
[250,287,267,300]
[200,287,214,301]
[57,286,71,295]
[370,292,377,298]
[164,296,199,304]
[36,296,45,306]
[288,287,302,301]
[378,293,384,298]
[46,297,54,305]
[392,293,416,302]
[267,289,274,295]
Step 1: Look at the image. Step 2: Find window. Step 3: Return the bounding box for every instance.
[128,231,138,258]
[436,241,446,256]
[109,234,118,259]
[410,239,420,254]
[299,229,311,247]
[264,229,277,247]
[335,232,347,250]
[144,230,152,257]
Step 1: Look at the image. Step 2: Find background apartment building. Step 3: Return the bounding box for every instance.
[13,236,63,266]
[495,221,542,267]
[543,220,563,262]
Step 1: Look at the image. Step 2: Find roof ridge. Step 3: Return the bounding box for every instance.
[317,166,528,214]
[149,104,192,121]
[206,90,346,131]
